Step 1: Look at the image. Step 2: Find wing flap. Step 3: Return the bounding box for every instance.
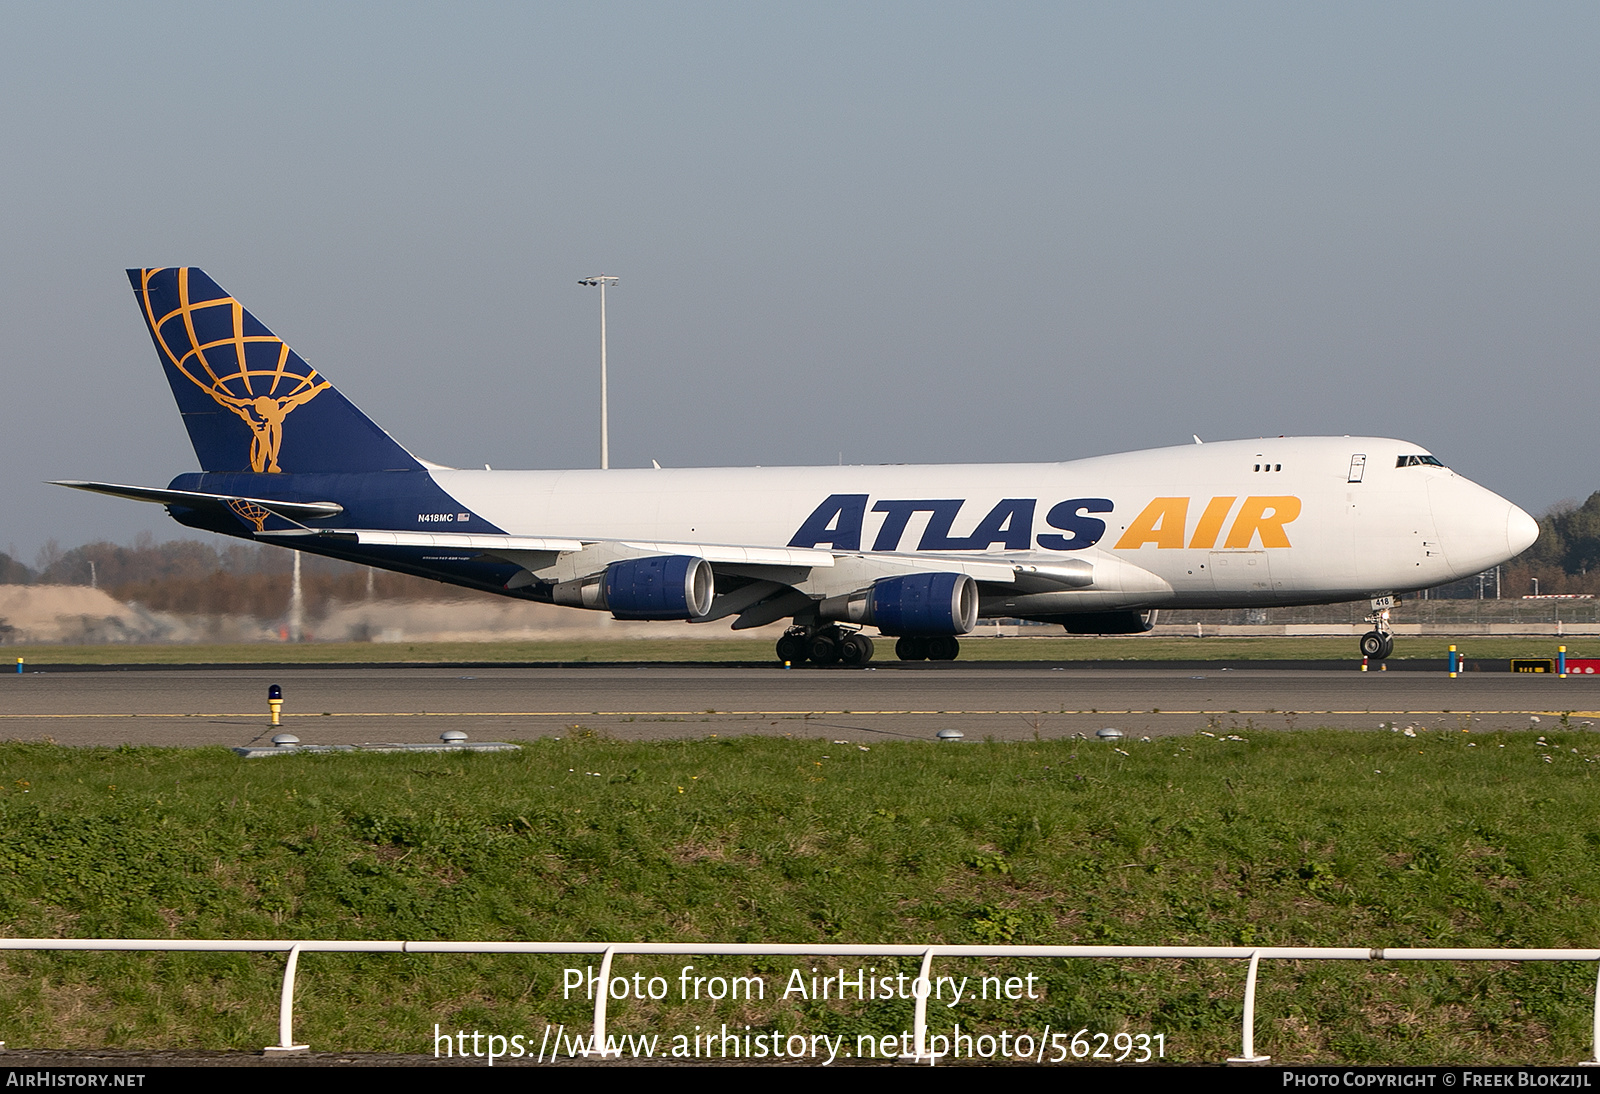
[618,542,836,567]
[262,529,587,552]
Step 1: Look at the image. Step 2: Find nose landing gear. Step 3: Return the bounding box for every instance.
[1360,598,1397,661]
[1359,629,1394,660]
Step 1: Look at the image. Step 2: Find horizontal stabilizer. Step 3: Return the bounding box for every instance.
[51,480,343,521]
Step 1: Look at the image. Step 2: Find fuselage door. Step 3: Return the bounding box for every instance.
[1209,551,1275,600]
[1348,454,1367,483]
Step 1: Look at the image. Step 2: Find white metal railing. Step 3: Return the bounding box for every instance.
[3,939,1600,1063]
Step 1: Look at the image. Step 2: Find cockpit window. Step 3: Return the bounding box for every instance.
[1396,454,1445,468]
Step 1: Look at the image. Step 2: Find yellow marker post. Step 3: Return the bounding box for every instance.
[268,684,283,727]
[14,657,21,675]
[1449,645,1458,678]
[1560,645,1568,678]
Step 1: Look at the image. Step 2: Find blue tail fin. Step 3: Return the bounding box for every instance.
[128,268,422,474]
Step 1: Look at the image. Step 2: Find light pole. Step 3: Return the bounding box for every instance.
[579,275,619,469]
[287,550,304,643]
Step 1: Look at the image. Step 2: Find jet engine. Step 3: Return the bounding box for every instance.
[820,572,979,635]
[553,555,715,620]
[605,555,715,619]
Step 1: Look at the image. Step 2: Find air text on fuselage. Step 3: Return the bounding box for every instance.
[787,495,1301,553]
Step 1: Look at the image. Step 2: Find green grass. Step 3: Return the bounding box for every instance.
[3,728,1600,1063]
[7,639,779,665]
[8,634,1593,665]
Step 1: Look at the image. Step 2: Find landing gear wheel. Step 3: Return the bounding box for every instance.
[895,636,929,661]
[1377,633,1394,660]
[808,631,841,665]
[1360,631,1390,660]
[927,636,961,662]
[776,633,808,664]
[839,633,875,665]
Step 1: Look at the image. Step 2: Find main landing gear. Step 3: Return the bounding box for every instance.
[775,627,965,664]
[894,635,961,662]
[777,626,875,666]
[1360,602,1395,661]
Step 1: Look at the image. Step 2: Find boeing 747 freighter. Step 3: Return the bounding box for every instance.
[55,268,1539,664]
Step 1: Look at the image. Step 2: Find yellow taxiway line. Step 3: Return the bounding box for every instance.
[5,710,1600,719]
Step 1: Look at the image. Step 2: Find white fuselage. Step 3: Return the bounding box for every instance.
[431,436,1536,618]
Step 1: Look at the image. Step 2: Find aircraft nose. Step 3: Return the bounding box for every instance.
[1507,504,1539,557]
[1429,477,1541,576]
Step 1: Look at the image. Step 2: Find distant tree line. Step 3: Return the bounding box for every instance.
[0,552,30,584]
[1,535,464,620]
[1500,491,1600,597]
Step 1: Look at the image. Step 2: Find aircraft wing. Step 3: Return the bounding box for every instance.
[52,479,1165,628]
[259,528,833,568]
[258,527,1051,584]
[256,526,1155,629]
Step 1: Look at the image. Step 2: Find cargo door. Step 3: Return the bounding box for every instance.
[1209,551,1275,600]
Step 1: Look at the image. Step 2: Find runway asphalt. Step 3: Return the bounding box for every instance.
[4,662,1598,747]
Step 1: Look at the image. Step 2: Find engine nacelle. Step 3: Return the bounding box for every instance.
[604,555,715,620]
[555,555,716,619]
[821,572,978,636]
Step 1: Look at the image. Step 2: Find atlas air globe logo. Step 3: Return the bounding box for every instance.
[137,267,330,473]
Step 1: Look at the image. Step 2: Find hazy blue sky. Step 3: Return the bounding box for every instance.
[3,3,1597,563]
